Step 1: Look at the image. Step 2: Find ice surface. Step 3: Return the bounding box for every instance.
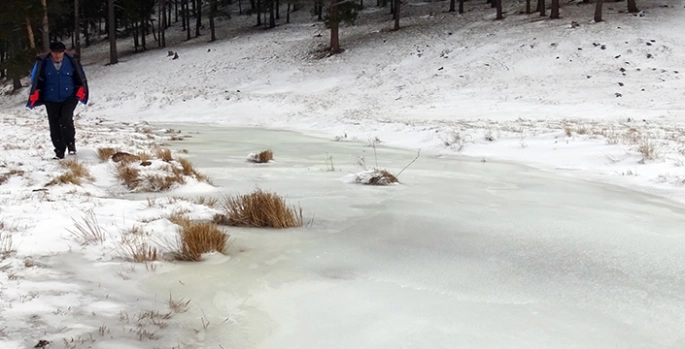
[140,125,685,349]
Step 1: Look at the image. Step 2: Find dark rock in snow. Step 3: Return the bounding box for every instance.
[618,82,624,86]
[34,340,50,348]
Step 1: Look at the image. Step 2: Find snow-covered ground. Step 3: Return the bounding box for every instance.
[1,0,685,347]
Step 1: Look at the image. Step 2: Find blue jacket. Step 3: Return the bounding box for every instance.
[26,52,89,108]
[42,56,76,103]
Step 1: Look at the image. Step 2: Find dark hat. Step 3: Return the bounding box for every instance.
[49,42,66,52]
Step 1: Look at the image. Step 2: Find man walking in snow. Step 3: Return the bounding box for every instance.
[26,41,89,160]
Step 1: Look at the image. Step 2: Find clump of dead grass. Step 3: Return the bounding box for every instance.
[247,150,273,163]
[168,215,228,261]
[97,147,118,162]
[353,147,419,186]
[137,151,153,162]
[118,233,159,262]
[0,169,25,185]
[177,158,211,183]
[115,157,209,192]
[0,231,15,260]
[67,210,107,245]
[168,294,191,313]
[155,148,173,162]
[355,169,399,185]
[116,162,141,190]
[638,139,660,162]
[214,189,304,228]
[191,196,218,208]
[47,158,93,186]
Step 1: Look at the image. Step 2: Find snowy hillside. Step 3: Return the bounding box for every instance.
[3,0,685,201]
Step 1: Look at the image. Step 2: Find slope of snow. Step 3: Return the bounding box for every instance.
[4,0,683,202]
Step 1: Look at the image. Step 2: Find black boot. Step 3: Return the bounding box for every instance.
[67,141,76,155]
[53,149,65,160]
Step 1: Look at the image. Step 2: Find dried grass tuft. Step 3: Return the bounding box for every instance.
[247,150,273,163]
[118,234,158,262]
[47,159,93,186]
[217,189,304,228]
[155,148,173,162]
[0,231,14,260]
[67,210,107,245]
[638,139,660,162]
[169,216,228,261]
[116,162,141,190]
[0,169,25,185]
[192,196,218,208]
[168,294,191,313]
[97,147,117,162]
[356,169,399,185]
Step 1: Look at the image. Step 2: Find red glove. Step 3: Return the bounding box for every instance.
[76,87,86,101]
[29,90,40,106]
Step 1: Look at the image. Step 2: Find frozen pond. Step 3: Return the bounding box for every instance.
[142,125,685,349]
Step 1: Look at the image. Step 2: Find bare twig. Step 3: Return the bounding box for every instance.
[395,149,421,178]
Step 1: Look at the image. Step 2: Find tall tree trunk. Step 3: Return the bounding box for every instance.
[133,21,139,52]
[539,0,545,16]
[141,18,147,50]
[627,0,638,13]
[329,0,340,54]
[459,0,464,13]
[40,0,50,51]
[526,0,530,14]
[449,0,456,12]
[287,3,291,23]
[150,19,158,43]
[550,0,559,19]
[394,0,400,30]
[276,0,280,19]
[158,0,163,47]
[175,0,179,23]
[238,0,243,15]
[13,76,22,91]
[269,0,276,28]
[84,21,90,46]
[182,0,186,30]
[108,0,118,64]
[318,0,323,21]
[496,0,503,19]
[210,0,217,41]
[195,0,202,37]
[186,0,192,40]
[594,0,603,22]
[75,0,81,56]
[25,17,37,51]
[257,0,262,26]
[162,0,167,46]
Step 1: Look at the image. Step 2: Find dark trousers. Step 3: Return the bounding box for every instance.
[44,98,78,155]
